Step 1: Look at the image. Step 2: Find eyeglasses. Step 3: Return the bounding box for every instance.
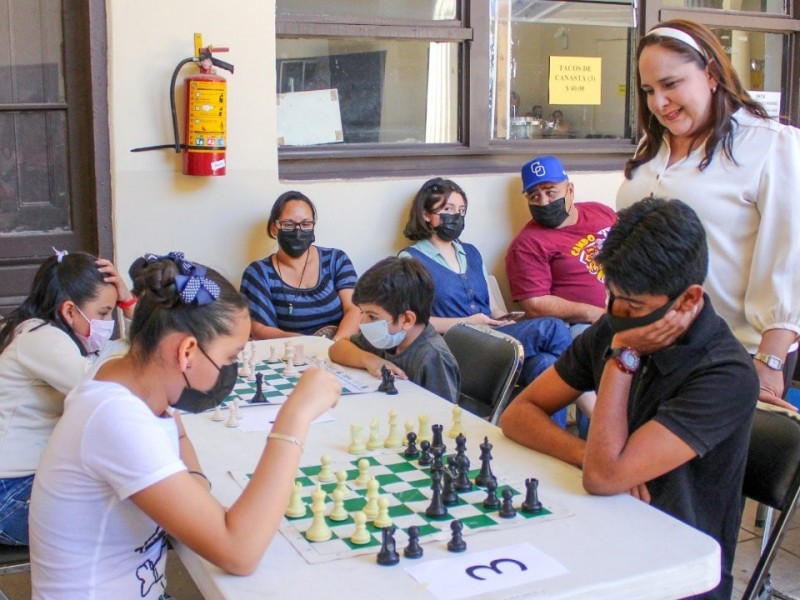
[277,220,316,232]
[435,206,467,216]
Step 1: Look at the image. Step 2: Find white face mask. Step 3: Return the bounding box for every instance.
[359,319,406,350]
[74,306,114,354]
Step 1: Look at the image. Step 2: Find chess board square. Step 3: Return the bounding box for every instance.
[387,504,415,518]
[392,488,428,504]
[460,513,497,529]
[375,473,402,486]
[294,476,314,488]
[343,497,367,512]
[384,461,417,474]
[341,536,381,550]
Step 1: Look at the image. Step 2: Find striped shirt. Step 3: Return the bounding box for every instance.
[240,246,357,335]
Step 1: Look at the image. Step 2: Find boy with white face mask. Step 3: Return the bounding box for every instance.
[329,257,460,403]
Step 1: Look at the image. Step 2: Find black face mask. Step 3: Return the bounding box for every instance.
[606,292,679,334]
[277,229,315,258]
[175,350,238,413]
[435,213,465,242]
[529,197,569,229]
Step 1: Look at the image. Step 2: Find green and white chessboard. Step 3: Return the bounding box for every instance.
[231,450,571,564]
[222,360,375,408]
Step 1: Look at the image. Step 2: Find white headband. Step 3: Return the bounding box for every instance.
[647,27,706,60]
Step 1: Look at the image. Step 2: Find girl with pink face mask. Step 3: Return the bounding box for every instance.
[0,250,134,546]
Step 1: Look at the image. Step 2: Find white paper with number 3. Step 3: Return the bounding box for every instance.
[404,542,568,600]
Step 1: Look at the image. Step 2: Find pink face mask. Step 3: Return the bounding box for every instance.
[74,306,114,354]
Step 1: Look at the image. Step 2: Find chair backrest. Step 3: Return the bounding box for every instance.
[443,323,523,424]
[741,409,800,600]
[0,544,30,576]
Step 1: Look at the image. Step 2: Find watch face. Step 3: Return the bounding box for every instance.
[619,349,640,371]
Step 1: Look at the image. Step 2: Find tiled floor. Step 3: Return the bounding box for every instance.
[2,498,798,599]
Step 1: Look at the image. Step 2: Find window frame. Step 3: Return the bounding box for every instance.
[277,0,800,180]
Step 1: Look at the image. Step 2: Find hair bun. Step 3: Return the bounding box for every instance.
[134,258,182,307]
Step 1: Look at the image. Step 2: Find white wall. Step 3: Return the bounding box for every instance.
[107,0,625,306]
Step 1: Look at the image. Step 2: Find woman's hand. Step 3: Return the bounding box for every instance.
[754,361,797,411]
[465,313,508,328]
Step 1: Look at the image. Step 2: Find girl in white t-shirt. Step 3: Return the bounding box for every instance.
[29,252,340,599]
[0,250,134,546]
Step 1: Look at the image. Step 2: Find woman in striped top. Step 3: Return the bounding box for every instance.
[240,191,360,340]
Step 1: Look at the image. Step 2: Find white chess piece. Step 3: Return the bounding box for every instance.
[418,414,431,443]
[247,348,257,381]
[448,405,462,439]
[266,345,280,364]
[294,343,306,366]
[328,488,348,522]
[333,470,349,499]
[305,484,332,542]
[354,458,371,486]
[282,344,298,376]
[350,511,371,545]
[233,398,243,420]
[348,425,366,454]
[210,405,224,422]
[282,340,294,362]
[363,477,380,521]
[384,410,403,448]
[373,496,392,528]
[285,482,306,518]
[225,408,239,428]
[366,418,382,450]
[317,455,335,483]
[238,347,251,377]
[405,421,414,437]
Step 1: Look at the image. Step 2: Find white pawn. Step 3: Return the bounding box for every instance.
[266,345,280,363]
[363,477,380,521]
[283,353,298,377]
[355,458,372,486]
[210,405,224,422]
[350,511,371,545]
[305,484,332,542]
[328,488,348,521]
[405,421,414,437]
[233,397,243,420]
[366,418,382,450]
[317,455,335,483]
[294,343,306,366]
[373,496,392,528]
[247,345,257,381]
[282,340,294,362]
[225,407,239,428]
[333,470,349,499]
[384,410,403,448]
[348,424,366,454]
[354,458,371,486]
[448,405,463,439]
[418,414,431,443]
[285,482,306,518]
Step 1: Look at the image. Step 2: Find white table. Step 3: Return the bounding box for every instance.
[176,337,720,599]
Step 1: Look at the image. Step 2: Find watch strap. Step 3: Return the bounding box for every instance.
[754,352,783,371]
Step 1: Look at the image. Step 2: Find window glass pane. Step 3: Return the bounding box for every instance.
[276,39,460,145]
[490,0,633,141]
[277,0,458,20]
[710,28,788,117]
[662,0,786,15]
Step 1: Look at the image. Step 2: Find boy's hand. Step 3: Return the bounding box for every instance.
[365,356,407,380]
[612,304,698,355]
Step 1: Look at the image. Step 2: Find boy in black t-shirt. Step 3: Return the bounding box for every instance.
[500,197,757,600]
[330,257,460,404]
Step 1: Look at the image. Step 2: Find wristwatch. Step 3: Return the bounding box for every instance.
[754,352,784,371]
[605,346,641,374]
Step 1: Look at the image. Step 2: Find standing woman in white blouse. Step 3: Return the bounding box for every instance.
[617,19,800,409]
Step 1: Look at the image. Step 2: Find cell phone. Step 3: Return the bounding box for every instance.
[498,311,525,321]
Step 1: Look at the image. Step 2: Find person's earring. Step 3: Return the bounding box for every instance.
[186,364,192,369]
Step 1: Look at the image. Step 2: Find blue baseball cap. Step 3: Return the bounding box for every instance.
[521,156,568,193]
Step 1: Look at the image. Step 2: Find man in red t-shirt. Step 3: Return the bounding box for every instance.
[506,155,616,337]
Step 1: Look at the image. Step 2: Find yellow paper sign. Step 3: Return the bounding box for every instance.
[549,57,602,105]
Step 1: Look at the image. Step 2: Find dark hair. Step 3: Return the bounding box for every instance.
[625,19,768,178]
[597,197,708,298]
[403,178,468,241]
[266,191,317,240]
[0,253,109,355]
[127,255,248,357]
[353,257,433,325]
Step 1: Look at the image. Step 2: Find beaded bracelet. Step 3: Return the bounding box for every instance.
[268,432,304,450]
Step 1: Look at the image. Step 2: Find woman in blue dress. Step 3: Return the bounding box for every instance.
[400,178,572,395]
[241,191,361,340]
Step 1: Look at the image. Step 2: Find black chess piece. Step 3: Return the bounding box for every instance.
[483,479,500,509]
[474,436,497,487]
[455,432,468,456]
[454,453,473,493]
[404,431,420,459]
[418,440,432,466]
[251,372,268,403]
[521,477,543,514]
[447,455,458,479]
[430,447,444,477]
[431,424,447,456]
[442,469,458,506]
[404,525,424,559]
[425,471,448,518]
[498,487,517,518]
[447,519,467,552]
[378,365,398,395]
[376,525,400,566]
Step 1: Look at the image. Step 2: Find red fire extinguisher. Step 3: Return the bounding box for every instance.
[132,33,234,177]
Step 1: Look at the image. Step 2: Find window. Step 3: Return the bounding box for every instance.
[277,0,800,179]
